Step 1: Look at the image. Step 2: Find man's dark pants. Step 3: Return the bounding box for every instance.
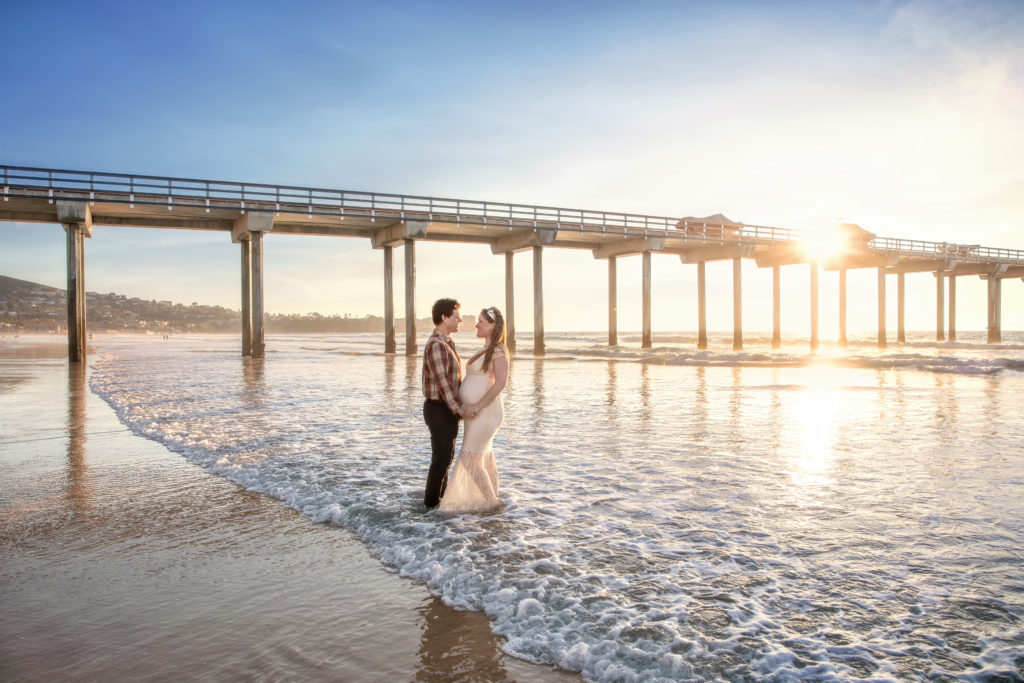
[423,398,460,508]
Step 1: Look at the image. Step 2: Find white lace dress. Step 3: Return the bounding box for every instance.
[438,352,503,512]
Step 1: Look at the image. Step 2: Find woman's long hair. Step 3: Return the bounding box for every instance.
[469,306,506,371]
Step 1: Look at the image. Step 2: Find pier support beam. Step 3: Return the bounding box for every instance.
[533,245,545,356]
[772,265,781,349]
[732,257,743,351]
[371,221,427,355]
[948,276,957,342]
[505,252,516,354]
[591,238,663,349]
[608,257,617,346]
[878,267,887,349]
[384,245,395,354]
[810,263,819,350]
[241,239,252,356]
[370,222,425,356]
[697,261,707,350]
[233,212,272,358]
[838,269,847,348]
[935,271,945,341]
[897,273,906,343]
[251,232,265,357]
[492,229,556,356]
[61,204,91,363]
[492,228,557,255]
[250,232,265,358]
[65,226,86,362]
[642,251,652,349]
[987,277,1001,344]
[405,239,416,356]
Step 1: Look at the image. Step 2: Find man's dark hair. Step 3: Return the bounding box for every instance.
[432,298,460,325]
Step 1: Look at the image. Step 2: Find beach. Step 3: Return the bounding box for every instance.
[0,337,574,681]
[2,332,1023,681]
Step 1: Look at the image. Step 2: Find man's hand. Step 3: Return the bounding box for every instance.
[462,404,479,420]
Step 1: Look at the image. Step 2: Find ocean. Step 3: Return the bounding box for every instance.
[84,331,1024,681]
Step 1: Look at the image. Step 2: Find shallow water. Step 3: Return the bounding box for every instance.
[0,341,574,682]
[85,331,1024,681]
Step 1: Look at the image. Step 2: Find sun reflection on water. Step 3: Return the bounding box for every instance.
[786,363,846,490]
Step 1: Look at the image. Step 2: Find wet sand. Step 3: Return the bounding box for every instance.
[0,338,576,682]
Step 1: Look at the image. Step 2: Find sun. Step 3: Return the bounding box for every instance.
[801,226,846,261]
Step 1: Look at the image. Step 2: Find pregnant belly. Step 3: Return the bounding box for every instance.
[459,376,491,404]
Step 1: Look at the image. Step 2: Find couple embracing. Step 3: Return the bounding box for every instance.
[421,298,508,513]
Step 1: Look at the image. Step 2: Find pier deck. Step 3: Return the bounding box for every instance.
[2,165,1021,359]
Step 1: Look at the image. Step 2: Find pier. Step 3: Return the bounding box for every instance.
[2,164,1022,361]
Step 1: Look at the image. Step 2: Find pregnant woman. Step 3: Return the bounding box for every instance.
[439,307,509,513]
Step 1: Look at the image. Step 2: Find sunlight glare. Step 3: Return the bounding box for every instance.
[801,226,845,261]
[787,364,846,490]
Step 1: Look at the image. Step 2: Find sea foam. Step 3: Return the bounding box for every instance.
[88,334,1024,681]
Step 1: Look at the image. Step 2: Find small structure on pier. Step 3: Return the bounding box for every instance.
[675,213,743,239]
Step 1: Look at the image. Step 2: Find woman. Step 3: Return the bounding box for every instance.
[438,306,509,513]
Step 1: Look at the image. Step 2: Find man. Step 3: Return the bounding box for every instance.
[421,298,477,508]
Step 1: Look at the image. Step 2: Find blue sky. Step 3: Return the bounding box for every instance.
[2,0,1022,334]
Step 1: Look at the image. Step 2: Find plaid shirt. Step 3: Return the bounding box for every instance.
[422,328,463,414]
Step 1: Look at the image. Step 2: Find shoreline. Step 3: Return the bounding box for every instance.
[0,338,576,681]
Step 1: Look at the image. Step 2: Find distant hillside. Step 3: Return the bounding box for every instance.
[0,274,60,297]
[0,275,430,333]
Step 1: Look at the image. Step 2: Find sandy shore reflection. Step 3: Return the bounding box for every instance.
[66,362,90,512]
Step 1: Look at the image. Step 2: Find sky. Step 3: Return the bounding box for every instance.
[1,0,1022,335]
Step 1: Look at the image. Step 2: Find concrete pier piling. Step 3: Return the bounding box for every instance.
[233,211,272,358]
[988,276,1002,344]
[608,257,617,346]
[384,245,395,354]
[949,275,957,341]
[772,265,781,349]
[241,239,252,357]
[897,272,906,343]
[251,232,265,358]
[810,263,819,351]
[404,238,416,356]
[697,261,708,350]
[642,251,652,349]
[533,245,545,357]
[838,269,848,348]
[505,251,516,353]
[58,201,91,363]
[732,257,743,351]
[878,267,887,349]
